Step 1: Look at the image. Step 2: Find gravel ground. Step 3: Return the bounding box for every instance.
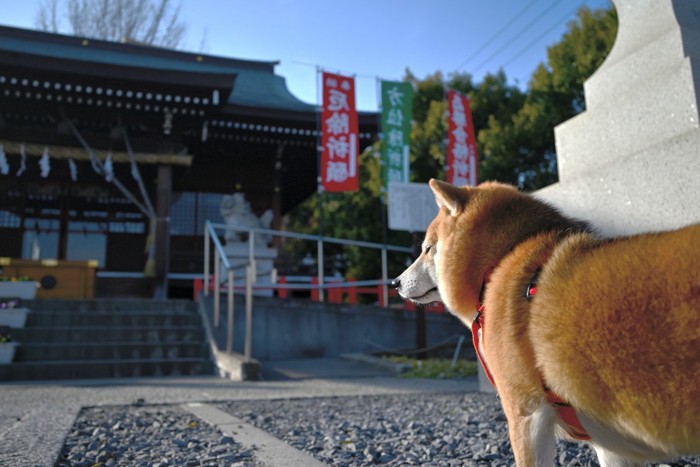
[56,403,264,467]
[220,392,700,467]
[55,391,700,467]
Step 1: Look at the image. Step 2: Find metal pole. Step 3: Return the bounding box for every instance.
[227,268,234,353]
[203,223,210,297]
[451,335,466,368]
[315,67,325,304]
[317,238,324,302]
[245,264,253,361]
[226,269,233,353]
[214,246,220,327]
[381,247,389,307]
[248,231,256,279]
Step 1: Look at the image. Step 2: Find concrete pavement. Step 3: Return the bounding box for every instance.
[0,358,477,466]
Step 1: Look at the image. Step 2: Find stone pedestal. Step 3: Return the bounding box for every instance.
[0,307,30,328]
[0,342,18,364]
[536,0,700,237]
[477,363,497,394]
[222,243,277,297]
[479,0,700,395]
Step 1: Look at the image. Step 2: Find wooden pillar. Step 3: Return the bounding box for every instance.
[153,165,172,299]
[57,183,70,260]
[271,143,285,248]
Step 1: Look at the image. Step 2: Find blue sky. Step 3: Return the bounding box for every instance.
[2,0,613,111]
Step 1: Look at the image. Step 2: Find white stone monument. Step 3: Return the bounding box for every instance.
[536,0,700,236]
[476,0,700,394]
[220,193,277,296]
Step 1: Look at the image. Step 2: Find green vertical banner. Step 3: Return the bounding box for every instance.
[380,80,413,189]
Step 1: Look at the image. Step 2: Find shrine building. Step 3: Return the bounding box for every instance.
[0,25,378,298]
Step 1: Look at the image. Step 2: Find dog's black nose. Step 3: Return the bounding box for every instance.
[390,278,401,289]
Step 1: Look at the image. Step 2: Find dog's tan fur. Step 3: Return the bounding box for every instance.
[393,179,700,466]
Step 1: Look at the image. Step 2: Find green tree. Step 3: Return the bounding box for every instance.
[283,4,617,282]
[283,144,413,283]
[283,70,525,283]
[405,70,451,183]
[479,5,618,189]
[405,69,526,185]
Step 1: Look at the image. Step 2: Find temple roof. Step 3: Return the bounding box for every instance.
[0,25,318,115]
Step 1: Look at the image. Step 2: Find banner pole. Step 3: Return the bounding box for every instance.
[316,67,324,239]
[443,83,449,182]
[377,78,389,248]
[316,67,325,301]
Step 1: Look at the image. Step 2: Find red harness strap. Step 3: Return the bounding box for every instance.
[544,387,591,440]
[471,304,497,387]
[472,281,591,441]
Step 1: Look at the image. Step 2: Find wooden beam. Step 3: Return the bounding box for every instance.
[153,165,172,299]
[0,140,193,166]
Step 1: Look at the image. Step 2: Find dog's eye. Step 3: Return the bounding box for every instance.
[424,245,432,253]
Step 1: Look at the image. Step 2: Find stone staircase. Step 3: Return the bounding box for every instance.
[0,299,214,381]
[535,0,700,237]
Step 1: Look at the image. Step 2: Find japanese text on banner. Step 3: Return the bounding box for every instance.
[380,80,413,189]
[320,71,359,192]
[446,89,478,186]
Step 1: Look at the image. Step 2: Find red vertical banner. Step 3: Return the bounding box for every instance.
[321,71,359,192]
[446,89,478,186]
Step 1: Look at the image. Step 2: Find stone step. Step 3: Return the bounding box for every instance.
[2,298,215,381]
[25,299,197,313]
[11,325,205,343]
[27,312,201,327]
[14,342,209,362]
[0,357,213,381]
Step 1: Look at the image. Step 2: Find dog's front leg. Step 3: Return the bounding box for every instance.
[592,445,641,467]
[501,398,557,466]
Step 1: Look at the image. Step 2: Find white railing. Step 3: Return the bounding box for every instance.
[203,220,413,361]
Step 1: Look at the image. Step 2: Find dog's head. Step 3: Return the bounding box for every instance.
[393,179,524,323]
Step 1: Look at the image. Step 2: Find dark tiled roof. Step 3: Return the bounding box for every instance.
[0,25,316,114]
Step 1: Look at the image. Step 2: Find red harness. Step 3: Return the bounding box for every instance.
[471,279,591,441]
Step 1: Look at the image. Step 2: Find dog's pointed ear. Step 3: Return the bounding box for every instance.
[429,179,469,216]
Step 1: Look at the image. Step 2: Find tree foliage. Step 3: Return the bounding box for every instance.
[35,0,186,49]
[479,6,618,189]
[282,145,414,282]
[283,5,617,281]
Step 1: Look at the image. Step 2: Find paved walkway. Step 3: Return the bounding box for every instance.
[0,358,478,466]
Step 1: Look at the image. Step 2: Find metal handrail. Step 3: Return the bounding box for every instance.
[204,220,236,355]
[203,219,414,362]
[207,222,413,253]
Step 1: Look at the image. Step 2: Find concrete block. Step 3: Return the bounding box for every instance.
[539,0,700,236]
[477,363,497,394]
[538,127,700,236]
[555,59,700,182]
[583,0,690,109]
[213,349,260,381]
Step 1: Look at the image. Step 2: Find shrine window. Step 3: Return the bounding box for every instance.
[0,210,20,228]
[170,192,225,236]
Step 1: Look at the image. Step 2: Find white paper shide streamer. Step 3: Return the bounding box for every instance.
[104,152,114,182]
[0,144,9,175]
[68,158,78,181]
[39,146,51,178]
[16,144,27,176]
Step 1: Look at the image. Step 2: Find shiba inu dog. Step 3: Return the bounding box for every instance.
[392,179,700,466]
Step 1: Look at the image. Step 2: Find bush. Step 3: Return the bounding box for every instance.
[385,356,477,379]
